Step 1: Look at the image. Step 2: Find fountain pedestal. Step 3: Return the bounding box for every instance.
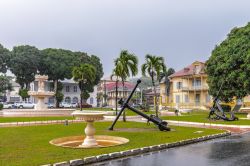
[28,75,55,110]
[72,111,106,148]
[240,107,250,119]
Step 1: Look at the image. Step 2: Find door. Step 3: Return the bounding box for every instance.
[195,94,200,106]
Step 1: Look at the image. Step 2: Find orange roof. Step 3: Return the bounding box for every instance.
[169,61,205,78]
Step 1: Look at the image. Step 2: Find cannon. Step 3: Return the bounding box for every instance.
[109,79,170,131]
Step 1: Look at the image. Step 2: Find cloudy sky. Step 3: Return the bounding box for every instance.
[0,0,250,77]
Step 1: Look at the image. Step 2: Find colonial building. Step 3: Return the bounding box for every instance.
[160,61,211,109]
[97,78,135,107]
[5,79,97,107]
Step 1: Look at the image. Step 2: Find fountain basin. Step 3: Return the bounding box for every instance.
[50,135,129,148]
[240,107,250,119]
[2,109,75,117]
[28,91,55,97]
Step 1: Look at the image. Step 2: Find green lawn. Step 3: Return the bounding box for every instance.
[0,109,155,123]
[0,121,224,166]
[162,111,250,125]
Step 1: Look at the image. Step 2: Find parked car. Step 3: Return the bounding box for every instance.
[71,103,78,108]
[60,102,72,108]
[47,103,54,108]
[14,102,35,109]
[3,102,15,109]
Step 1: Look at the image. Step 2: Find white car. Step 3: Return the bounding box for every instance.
[47,103,54,108]
[14,102,35,109]
[60,102,72,108]
[3,102,15,109]
[70,103,78,108]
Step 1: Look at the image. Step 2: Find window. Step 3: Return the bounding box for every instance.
[66,86,70,92]
[206,94,211,103]
[73,86,77,92]
[49,85,54,92]
[90,97,94,104]
[73,97,78,103]
[194,65,200,74]
[192,79,201,87]
[48,97,55,104]
[185,95,189,103]
[65,97,71,103]
[176,82,182,89]
[175,95,180,103]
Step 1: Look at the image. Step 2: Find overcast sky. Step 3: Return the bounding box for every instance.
[0,0,250,77]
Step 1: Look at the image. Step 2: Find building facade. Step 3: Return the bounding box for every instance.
[5,79,97,107]
[160,61,211,109]
[97,79,135,107]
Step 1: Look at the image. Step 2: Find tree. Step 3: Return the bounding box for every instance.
[18,89,29,101]
[110,74,120,115]
[40,48,75,107]
[206,23,250,102]
[49,82,64,105]
[72,64,96,111]
[0,75,12,96]
[0,44,10,74]
[113,50,138,121]
[73,52,104,106]
[142,54,166,117]
[159,68,175,102]
[8,45,41,89]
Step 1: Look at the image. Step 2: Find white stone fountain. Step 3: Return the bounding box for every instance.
[3,75,75,117]
[72,111,106,147]
[28,75,55,110]
[50,110,129,148]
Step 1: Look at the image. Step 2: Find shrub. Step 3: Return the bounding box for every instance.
[0,103,3,110]
[220,104,231,112]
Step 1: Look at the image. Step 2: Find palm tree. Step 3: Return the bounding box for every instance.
[141,54,166,117]
[110,74,120,115]
[72,64,96,111]
[159,68,175,103]
[113,50,138,121]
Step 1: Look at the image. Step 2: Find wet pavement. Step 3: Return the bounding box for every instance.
[92,133,250,166]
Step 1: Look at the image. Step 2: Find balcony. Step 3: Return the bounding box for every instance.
[180,85,209,91]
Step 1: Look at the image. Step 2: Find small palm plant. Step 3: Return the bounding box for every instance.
[72,64,96,111]
[113,50,138,121]
[141,54,166,117]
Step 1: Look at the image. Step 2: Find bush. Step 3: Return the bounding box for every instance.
[140,103,150,112]
[0,103,3,110]
[220,104,231,112]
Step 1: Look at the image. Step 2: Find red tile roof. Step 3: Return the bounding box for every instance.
[105,82,135,91]
[169,61,205,78]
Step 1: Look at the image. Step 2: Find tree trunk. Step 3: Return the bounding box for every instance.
[80,81,83,111]
[151,75,158,117]
[122,80,126,122]
[115,79,118,115]
[54,79,59,108]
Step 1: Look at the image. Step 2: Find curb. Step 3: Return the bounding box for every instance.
[167,120,250,129]
[42,131,230,166]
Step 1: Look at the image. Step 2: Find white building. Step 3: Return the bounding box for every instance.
[5,79,97,107]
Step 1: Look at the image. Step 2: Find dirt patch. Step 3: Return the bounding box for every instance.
[109,128,159,132]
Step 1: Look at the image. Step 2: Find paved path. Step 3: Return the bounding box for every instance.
[1,115,250,134]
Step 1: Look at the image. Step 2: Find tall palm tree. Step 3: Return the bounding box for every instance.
[72,64,96,111]
[159,68,175,103]
[141,54,166,117]
[113,50,138,121]
[110,74,120,115]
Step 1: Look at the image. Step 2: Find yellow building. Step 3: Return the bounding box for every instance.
[160,61,211,109]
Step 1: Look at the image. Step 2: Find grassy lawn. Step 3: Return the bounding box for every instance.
[162,111,250,125]
[0,109,155,123]
[0,121,224,166]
